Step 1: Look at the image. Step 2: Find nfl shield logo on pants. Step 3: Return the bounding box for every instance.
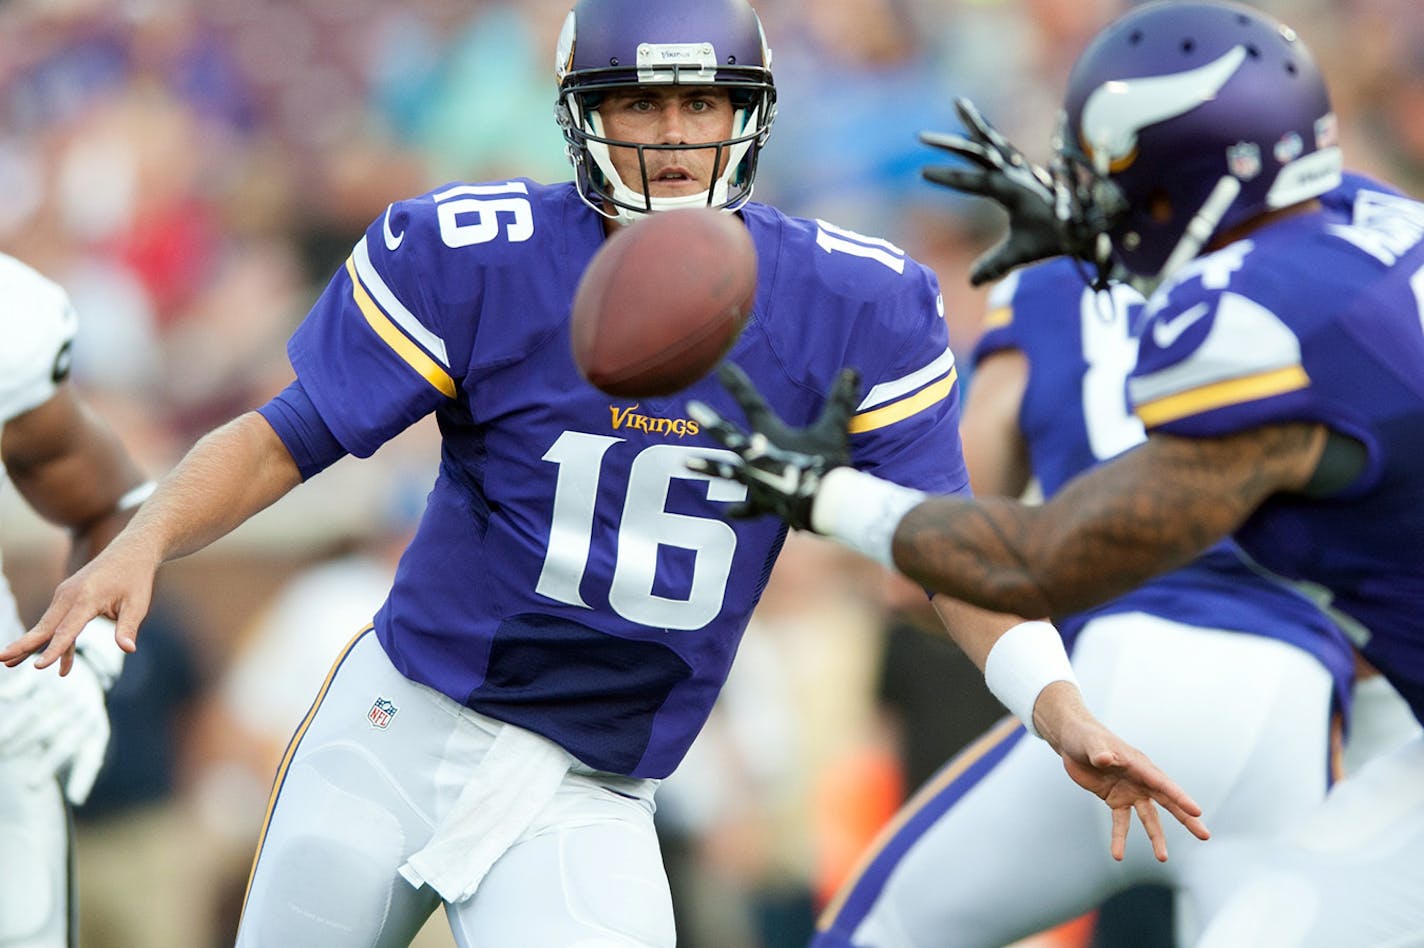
[368,697,397,729]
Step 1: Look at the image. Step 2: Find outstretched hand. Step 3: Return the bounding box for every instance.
[920,98,1067,286]
[686,363,859,530]
[1035,682,1211,861]
[0,541,155,676]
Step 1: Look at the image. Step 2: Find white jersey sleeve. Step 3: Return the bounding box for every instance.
[0,254,77,423]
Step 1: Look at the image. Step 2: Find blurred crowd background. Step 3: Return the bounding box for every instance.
[0,0,1418,945]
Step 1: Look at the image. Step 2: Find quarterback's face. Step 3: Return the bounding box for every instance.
[597,86,735,198]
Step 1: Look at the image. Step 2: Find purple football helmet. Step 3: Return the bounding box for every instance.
[555,0,776,224]
[1056,0,1341,282]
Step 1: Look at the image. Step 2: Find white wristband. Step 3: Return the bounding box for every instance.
[117,480,157,512]
[810,467,927,570]
[74,617,126,690]
[983,620,1077,738]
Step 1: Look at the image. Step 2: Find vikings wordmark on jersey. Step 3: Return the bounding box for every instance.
[267,180,969,778]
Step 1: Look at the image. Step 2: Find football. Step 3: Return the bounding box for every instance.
[571,207,758,398]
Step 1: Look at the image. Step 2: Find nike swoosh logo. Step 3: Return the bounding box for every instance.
[383,204,404,251]
[1151,302,1211,349]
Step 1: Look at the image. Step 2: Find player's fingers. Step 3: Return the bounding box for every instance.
[1131,760,1205,822]
[34,633,80,673]
[969,246,1018,287]
[918,132,992,167]
[686,399,722,428]
[952,97,990,141]
[954,97,1012,154]
[685,455,741,481]
[921,166,991,195]
[1118,753,1210,842]
[1110,804,1130,862]
[716,363,779,430]
[1156,799,1211,842]
[113,613,142,654]
[817,368,862,434]
[4,593,81,667]
[0,627,52,667]
[687,402,749,451]
[1136,799,1169,862]
[31,601,113,673]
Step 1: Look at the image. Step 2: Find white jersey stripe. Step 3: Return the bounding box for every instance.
[352,237,451,368]
[859,345,957,411]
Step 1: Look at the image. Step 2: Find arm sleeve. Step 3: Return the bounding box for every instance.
[256,378,348,480]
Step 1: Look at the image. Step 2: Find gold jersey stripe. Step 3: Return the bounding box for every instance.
[345,257,457,398]
[849,366,957,434]
[243,625,372,904]
[1135,364,1309,428]
[817,715,1022,930]
[982,305,1013,330]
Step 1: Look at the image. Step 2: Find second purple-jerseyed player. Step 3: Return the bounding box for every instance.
[814,241,1370,946]
[694,5,1424,947]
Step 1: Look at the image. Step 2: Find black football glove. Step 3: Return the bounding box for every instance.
[921,98,1106,286]
[686,363,859,531]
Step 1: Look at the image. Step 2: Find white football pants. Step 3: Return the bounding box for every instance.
[1196,734,1424,948]
[237,628,675,947]
[815,613,1337,948]
[0,759,69,947]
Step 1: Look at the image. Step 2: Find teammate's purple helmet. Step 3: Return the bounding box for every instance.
[555,0,776,224]
[1057,0,1341,282]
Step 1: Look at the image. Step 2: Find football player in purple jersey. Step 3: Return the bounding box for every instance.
[812,244,1388,948]
[692,2,1424,945]
[0,1,1207,944]
[0,253,153,948]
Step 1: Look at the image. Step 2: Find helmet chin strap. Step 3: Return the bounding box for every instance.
[1151,174,1242,288]
[584,108,758,226]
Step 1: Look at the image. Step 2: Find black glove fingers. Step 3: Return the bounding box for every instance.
[969,245,1015,287]
[953,96,991,143]
[686,454,738,480]
[727,501,760,520]
[955,97,1014,157]
[687,400,752,452]
[717,362,799,444]
[922,166,991,195]
[918,132,993,168]
[826,368,862,422]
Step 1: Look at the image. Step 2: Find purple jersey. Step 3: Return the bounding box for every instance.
[275,180,967,777]
[971,259,1355,709]
[1128,173,1424,723]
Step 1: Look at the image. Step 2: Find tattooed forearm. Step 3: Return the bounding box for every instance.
[891,423,1327,617]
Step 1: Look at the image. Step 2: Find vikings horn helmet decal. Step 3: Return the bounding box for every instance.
[1056,0,1340,282]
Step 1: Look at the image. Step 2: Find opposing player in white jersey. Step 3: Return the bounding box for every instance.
[0,1,1207,945]
[692,3,1424,945]
[0,253,152,948]
[815,252,1359,947]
